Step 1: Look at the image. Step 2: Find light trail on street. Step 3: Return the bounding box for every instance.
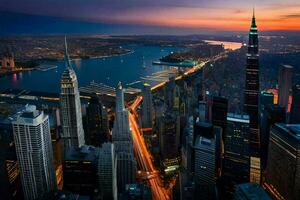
[129,96,170,200]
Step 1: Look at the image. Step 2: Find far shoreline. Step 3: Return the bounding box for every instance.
[72,49,135,61]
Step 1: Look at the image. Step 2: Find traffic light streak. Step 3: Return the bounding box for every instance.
[129,96,170,200]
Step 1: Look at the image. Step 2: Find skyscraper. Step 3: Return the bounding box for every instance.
[86,94,109,146]
[260,105,285,170]
[243,10,261,183]
[222,113,250,198]
[290,85,300,123]
[278,65,293,110]
[98,142,117,200]
[63,145,98,197]
[193,122,217,200]
[164,75,181,111]
[60,37,85,151]
[159,111,181,174]
[0,117,23,200]
[211,96,228,135]
[198,101,207,122]
[12,105,57,200]
[112,82,136,191]
[141,83,153,129]
[259,91,274,113]
[264,124,300,200]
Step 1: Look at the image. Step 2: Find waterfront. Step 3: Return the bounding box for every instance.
[203,40,242,50]
[0,45,183,93]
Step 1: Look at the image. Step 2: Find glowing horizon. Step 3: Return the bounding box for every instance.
[1,0,300,31]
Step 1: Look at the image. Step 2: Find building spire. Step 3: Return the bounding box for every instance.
[64,36,72,68]
[117,81,123,90]
[116,81,125,112]
[251,7,257,29]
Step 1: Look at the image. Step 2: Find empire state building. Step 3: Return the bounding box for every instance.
[60,37,85,151]
[244,10,261,183]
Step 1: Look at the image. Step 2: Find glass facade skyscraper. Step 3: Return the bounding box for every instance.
[222,113,250,198]
[112,82,136,192]
[60,37,85,151]
[243,10,261,183]
[12,105,57,200]
[264,124,300,200]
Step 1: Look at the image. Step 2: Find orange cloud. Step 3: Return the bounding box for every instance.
[101,6,300,31]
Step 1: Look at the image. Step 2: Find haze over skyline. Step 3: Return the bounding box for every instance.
[0,0,300,35]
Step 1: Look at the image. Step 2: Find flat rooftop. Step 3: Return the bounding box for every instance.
[65,145,98,162]
[282,64,293,69]
[235,183,271,200]
[274,123,300,142]
[227,113,249,123]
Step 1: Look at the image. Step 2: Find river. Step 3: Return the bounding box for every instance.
[0,45,184,93]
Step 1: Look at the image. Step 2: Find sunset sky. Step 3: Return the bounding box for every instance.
[0,0,300,32]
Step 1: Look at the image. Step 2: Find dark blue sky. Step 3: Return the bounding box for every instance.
[0,11,223,35]
[0,0,299,35]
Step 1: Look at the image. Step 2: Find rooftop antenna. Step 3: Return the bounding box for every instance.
[64,35,72,68]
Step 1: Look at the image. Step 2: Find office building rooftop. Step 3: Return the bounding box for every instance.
[234,183,271,200]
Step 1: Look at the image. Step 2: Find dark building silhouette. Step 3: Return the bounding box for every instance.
[260,105,286,170]
[278,65,293,110]
[86,94,109,146]
[290,85,300,123]
[159,111,180,174]
[222,114,250,198]
[63,145,98,197]
[211,96,228,137]
[264,124,300,200]
[123,183,152,200]
[243,10,261,183]
[141,83,153,129]
[0,121,23,200]
[259,91,274,113]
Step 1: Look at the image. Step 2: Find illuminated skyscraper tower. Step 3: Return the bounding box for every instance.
[112,82,136,191]
[243,10,261,183]
[12,105,57,200]
[60,37,85,151]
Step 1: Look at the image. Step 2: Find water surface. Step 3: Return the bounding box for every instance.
[0,45,183,93]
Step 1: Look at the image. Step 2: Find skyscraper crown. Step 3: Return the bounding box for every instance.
[250,8,257,30]
[64,36,72,69]
[117,81,123,90]
[61,36,77,82]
